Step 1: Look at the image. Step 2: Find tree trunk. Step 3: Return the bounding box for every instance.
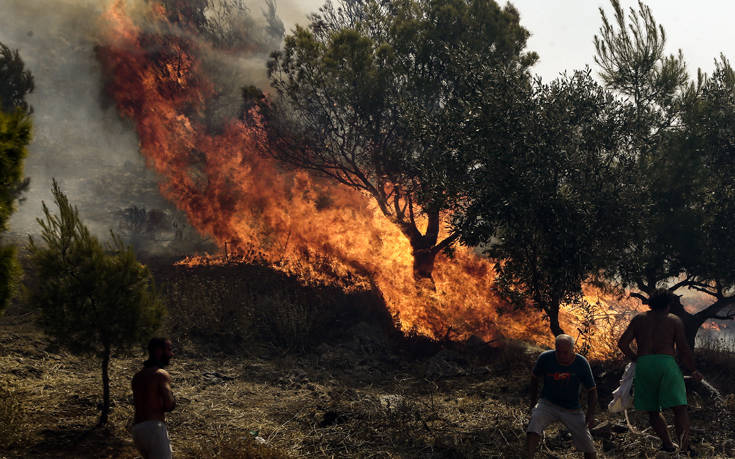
[400,208,442,283]
[411,245,437,281]
[681,315,705,351]
[668,301,704,351]
[98,344,111,427]
[546,303,564,337]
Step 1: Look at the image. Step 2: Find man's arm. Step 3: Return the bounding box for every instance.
[529,374,540,412]
[617,317,638,361]
[673,317,701,379]
[586,387,598,428]
[158,370,176,412]
[580,357,597,427]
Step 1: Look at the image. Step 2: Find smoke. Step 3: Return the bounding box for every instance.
[0,0,300,253]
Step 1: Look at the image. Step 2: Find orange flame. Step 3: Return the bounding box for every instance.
[95,2,637,354]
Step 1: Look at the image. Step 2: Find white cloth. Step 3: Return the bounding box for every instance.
[608,362,635,413]
[132,420,172,459]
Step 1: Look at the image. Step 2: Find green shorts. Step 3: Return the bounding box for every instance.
[634,354,687,411]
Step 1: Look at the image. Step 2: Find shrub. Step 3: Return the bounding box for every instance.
[27,180,165,425]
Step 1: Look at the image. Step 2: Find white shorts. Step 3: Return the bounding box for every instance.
[132,420,172,459]
[527,399,595,453]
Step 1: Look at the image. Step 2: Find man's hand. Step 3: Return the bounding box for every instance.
[586,412,596,429]
[528,374,540,417]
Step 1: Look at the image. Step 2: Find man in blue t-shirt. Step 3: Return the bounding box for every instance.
[525,334,598,458]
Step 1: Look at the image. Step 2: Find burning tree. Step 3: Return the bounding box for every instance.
[27,181,165,426]
[260,0,536,282]
[594,0,735,348]
[157,0,284,52]
[94,0,550,344]
[454,69,635,336]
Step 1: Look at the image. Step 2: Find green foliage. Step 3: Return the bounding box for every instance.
[28,180,165,356]
[593,1,735,345]
[27,180,165,423]
[0,43,35,114]
[594,0,687,136]
[681,59,735,288]
[455,70,633,334]
[0,245,21,315]
[0,110,31,231]
[261,0,536,279]
[0,107,32,314]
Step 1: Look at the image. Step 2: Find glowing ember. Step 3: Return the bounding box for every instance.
[95,1,633,355]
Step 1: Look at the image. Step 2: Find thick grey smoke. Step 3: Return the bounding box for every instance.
[1,0,300,254]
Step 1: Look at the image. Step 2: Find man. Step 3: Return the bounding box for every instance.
[131,337,176,459]
[526,334,597,459]
[618,289,702,455]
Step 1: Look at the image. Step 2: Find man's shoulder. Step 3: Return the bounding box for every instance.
[632,312,647,321]
[155,368,171,380]
[666,313,684,324]
[574,353,591,366]
[533,350,554,369]
[538,350,555,360]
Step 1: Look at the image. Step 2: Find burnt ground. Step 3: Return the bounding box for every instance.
[1,261,735,458]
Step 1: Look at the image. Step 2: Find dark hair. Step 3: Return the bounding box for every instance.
[648,289,676,311]
[147,337,169,357]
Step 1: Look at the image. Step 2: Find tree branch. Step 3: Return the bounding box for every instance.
[630,291,648,303]
[432,231,460,255]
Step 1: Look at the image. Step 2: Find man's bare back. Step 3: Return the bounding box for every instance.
[627,311,682,357]
[132,367,176,424]
[618,294,697,373]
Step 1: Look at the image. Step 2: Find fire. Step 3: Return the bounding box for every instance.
[95,1,629,356]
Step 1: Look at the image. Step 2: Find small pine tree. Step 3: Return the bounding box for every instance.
[27,180,165,426]
[0,43,35,114]
[0,109,31,314]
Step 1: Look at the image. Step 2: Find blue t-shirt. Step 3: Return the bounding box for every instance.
[532,350,596,409]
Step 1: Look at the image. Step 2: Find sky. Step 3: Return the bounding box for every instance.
[279,0,735,82]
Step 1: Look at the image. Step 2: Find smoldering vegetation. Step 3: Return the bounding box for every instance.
[0,0,287,254]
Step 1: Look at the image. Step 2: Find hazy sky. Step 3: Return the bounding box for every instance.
[278,0,735,82]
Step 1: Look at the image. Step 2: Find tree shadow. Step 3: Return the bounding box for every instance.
[30,425,137,458]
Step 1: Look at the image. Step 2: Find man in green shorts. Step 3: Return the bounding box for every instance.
[618,289,702,455]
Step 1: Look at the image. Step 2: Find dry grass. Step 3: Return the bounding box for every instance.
[2,261,735,458]
[181,428,288,458]
[0,382,31,450]
[152,260,392,354]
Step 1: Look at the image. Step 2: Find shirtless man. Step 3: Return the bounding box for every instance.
[131,338,176,459]
[618,289,702,455]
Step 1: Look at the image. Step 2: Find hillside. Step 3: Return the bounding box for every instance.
[1,261,734,458]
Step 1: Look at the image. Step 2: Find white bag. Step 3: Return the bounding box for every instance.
[608,362,635,413]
